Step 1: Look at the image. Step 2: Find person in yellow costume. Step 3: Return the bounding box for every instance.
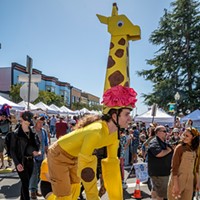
[47,85,137,200]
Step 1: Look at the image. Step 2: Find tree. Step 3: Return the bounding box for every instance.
[10,84,65,106]
[137,0,200,115]
[34,91,65,107]
[10,84,23,103]
[9,84,102,111]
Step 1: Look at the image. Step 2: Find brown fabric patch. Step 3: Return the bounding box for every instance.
[115,49,124,58]
[118,38,126,45]
[81,167,95,182]
[107,56,115,68]
[108,70,124,87]
[110,42,114,49]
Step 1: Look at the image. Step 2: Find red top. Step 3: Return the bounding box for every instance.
[56,120,68,139]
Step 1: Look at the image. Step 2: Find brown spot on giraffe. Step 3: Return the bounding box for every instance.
[108,70,124,87]
[118,38,126,46]
[81,167,95,182]
[110,42,114,49]
[107,56,115,68]
[115,49,124,58]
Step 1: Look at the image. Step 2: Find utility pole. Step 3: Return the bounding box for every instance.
[26,56,33,111]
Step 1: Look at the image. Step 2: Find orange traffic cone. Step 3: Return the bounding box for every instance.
[131,179,142,199]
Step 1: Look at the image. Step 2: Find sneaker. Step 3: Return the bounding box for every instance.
[31,192,37,199]
[36,191,42,197]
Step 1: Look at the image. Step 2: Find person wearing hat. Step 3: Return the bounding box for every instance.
[0,104,12,169]
[168,128,180,146]
[167,127,200,200]
[47,85,137,200]
[29,116,49,199]
[10,111,41,200]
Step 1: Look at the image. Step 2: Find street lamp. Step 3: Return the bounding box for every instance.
[174,92,180,126]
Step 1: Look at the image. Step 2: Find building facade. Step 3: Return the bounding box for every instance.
[0,62,100,109]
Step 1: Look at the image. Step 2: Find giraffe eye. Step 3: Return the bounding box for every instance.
[117,20,124,27]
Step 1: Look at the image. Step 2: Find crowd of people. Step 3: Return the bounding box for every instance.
[0,100,200,200]
[118,119,200,200]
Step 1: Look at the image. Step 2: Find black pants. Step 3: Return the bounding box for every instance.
[17,158,34,200]
[40,180,52,198]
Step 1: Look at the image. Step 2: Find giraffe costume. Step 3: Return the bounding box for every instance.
[47,3,139,200]
[97,2,140,92]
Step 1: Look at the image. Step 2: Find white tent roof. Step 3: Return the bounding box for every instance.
[135,108,174,125]
[49,104,64,114]
[35,102,58,114]
[0,96,25,110]
[79,107,91,114]
[18,101,39,111]
[60,106,75,115]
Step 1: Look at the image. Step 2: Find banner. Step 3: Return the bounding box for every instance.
[133,163,148,182]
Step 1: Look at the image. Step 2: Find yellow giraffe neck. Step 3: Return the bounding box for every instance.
[104,35,130,91]
[97,3,141,92]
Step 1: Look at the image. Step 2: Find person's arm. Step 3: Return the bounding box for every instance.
[156,146,172,157]
[10,131,19,166]
[171,145,183,198]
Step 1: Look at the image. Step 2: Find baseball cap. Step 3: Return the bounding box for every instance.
[21,111,34,123]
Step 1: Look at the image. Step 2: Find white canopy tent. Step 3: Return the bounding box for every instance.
[79,107,91,115]
[49,104,65,114]
[18,101,39,111]
[34,102,58,114]
[135,108,174,126]
[0,96,24,110]
[90,110,102,115]
[60,106,75,115]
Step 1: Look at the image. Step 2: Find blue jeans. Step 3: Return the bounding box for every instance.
[50,125,56,137]
[29,159,42,192]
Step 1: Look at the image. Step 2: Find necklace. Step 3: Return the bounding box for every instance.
[24,131,30,139]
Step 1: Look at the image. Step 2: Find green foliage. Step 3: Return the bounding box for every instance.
[34,91,65,107]
[10,84,65,106]
[137,0,200,115]
[9,84,102,111]
[9,84,23,103]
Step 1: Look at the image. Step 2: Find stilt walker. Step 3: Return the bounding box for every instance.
[97,2,141,199]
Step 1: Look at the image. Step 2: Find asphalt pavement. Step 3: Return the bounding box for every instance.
[0,160,151,200]
[0,136,151,199]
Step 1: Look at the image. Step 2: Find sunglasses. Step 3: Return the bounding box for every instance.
[160,130,167,133]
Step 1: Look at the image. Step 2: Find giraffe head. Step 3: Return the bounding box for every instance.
[97,3,141,41]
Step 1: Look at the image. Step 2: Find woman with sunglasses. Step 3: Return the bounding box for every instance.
[168,127,200,200]
[10,111,41,200]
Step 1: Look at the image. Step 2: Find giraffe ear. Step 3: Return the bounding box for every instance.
[97,14,108,25]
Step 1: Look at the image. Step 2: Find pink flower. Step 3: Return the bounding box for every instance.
[102,85,137,108]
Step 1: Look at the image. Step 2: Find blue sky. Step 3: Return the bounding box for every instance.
[0,0,172,115]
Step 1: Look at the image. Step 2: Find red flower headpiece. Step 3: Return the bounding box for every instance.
[101,85,137,114]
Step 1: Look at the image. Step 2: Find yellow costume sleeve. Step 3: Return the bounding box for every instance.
[77,153,100,200]
[101,157,123,200]
[40,158,49,182]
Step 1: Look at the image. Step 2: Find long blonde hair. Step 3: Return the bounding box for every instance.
[74,114,101,129]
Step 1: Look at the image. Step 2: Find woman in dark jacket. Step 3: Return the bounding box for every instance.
[10,111,41,200]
